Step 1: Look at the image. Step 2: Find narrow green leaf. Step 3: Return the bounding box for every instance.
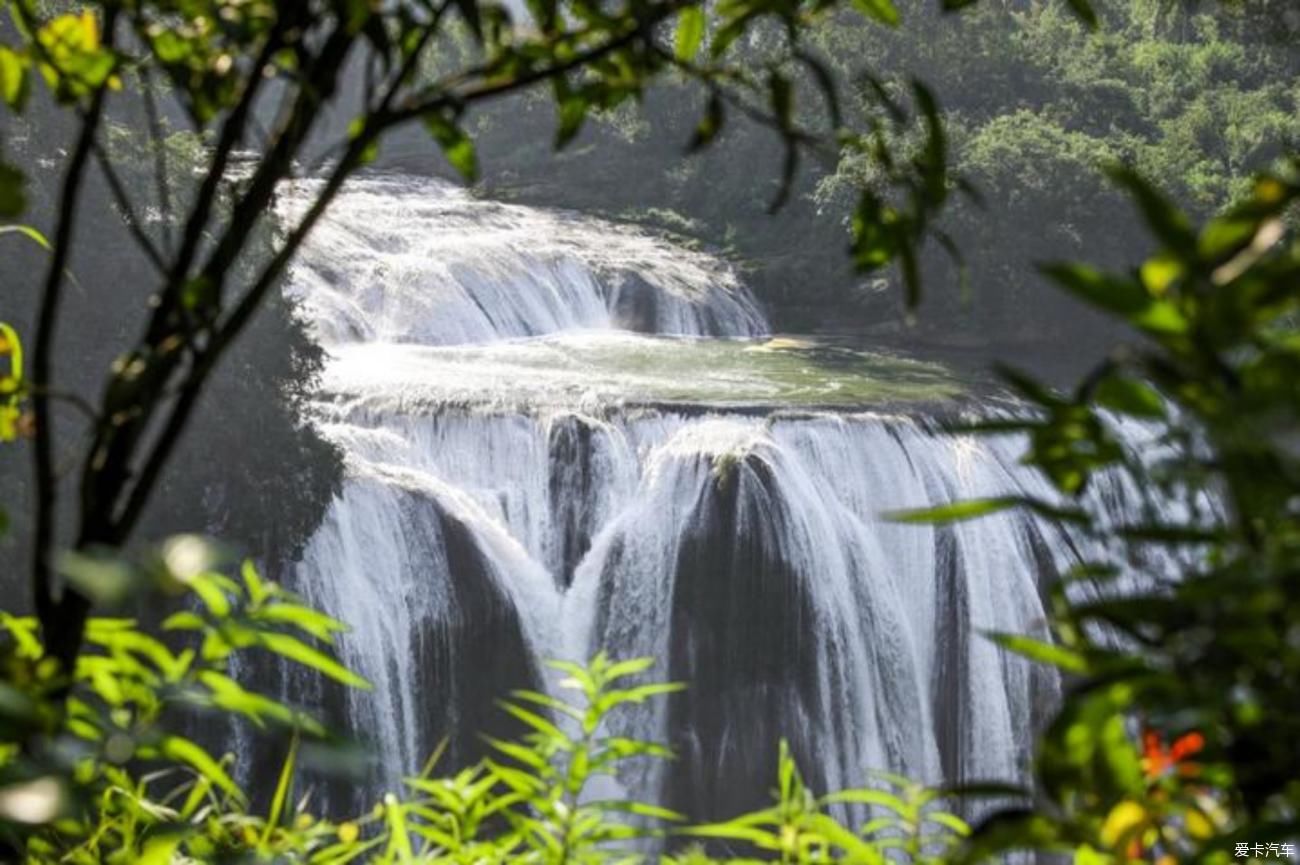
[263,735,298,842]
[674,7,705,62]
[1106,165,1196,255]
[258,632,371,689]
[851,0,900,26]
[0,167,29,219]
[497,700,568,742]
[986,632,1088,674]
[821,788,909,815]
[1040,263,1152,318]
[423,113,479,182]
[886,497,1018,524]
[160,736,243,803]
[1093,376,1165,419]
[926,810,972,836]
[688,92,724,152]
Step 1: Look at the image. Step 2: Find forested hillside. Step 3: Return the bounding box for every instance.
[377,0,1298,359]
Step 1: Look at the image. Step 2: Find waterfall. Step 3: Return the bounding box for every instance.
[279,174,767,348]
[280,173,1147,814]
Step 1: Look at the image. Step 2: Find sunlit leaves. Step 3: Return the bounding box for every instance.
[688,741,965,863]
[0,46,31,110]
[0,321,27,442]
[133,1,275,123]
[33,10,118,104]
[674,7,706,63]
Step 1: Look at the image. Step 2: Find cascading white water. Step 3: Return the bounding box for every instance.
[279,174,767,348]
[281,173,1158,815]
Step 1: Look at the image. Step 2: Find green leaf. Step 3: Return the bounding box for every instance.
[1040,263,1152,318]
[485,736,551,773]
[821,788,909,815]
[258,632,371,689]
[688,92,724,152]
[674,7,705,62]
[423,113,479,183]
[186,573,232,617]
[1198,216,1259,264]
[263,736,298,843]
[162,610,206,631]
[1093,376,1165,419]
[254,602,347,643]
[1106,165,1196,256]
[851,0,900,25]
[986,632,1088,675]
[1064,0,1097,28]
[0,164,29,217]
[603,657,655,682]
[242,559,268,605]
[554,89,588,150]
[0,224,51,250]
[851,194,901,272]
[160,736,244,803]
[886,497,1018,524]
[588,799,686,822]
[681,822,780,847]
[0,47,30,111]
[497,700,568,742]
[138,834,184,865]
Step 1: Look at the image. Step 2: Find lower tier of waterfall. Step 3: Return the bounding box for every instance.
[291,388,1096,818]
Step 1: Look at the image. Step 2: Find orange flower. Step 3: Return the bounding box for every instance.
[1142,728,1204,780]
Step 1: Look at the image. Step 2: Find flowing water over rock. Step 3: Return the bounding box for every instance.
[279,173,1143,818]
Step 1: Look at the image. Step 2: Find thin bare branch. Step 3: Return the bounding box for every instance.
[90,137,168,275]
[139,65,175,257]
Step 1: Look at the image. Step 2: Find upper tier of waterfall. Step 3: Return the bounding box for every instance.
[279,173,767,347]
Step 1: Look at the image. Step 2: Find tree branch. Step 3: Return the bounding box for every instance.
[139,65,175,257]
[90,136,168,275]
[32,7,120,673]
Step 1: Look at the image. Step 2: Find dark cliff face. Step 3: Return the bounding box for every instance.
[410,491,540,769]
[661,451,831,824]
[580,440,871,829]
[547,414,602,590]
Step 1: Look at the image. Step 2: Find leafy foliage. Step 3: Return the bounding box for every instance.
[0,320,25,443]
[904,159,1300,862]
[0,556,960,863]
[0,543,362,859]
[682,747,968,864]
